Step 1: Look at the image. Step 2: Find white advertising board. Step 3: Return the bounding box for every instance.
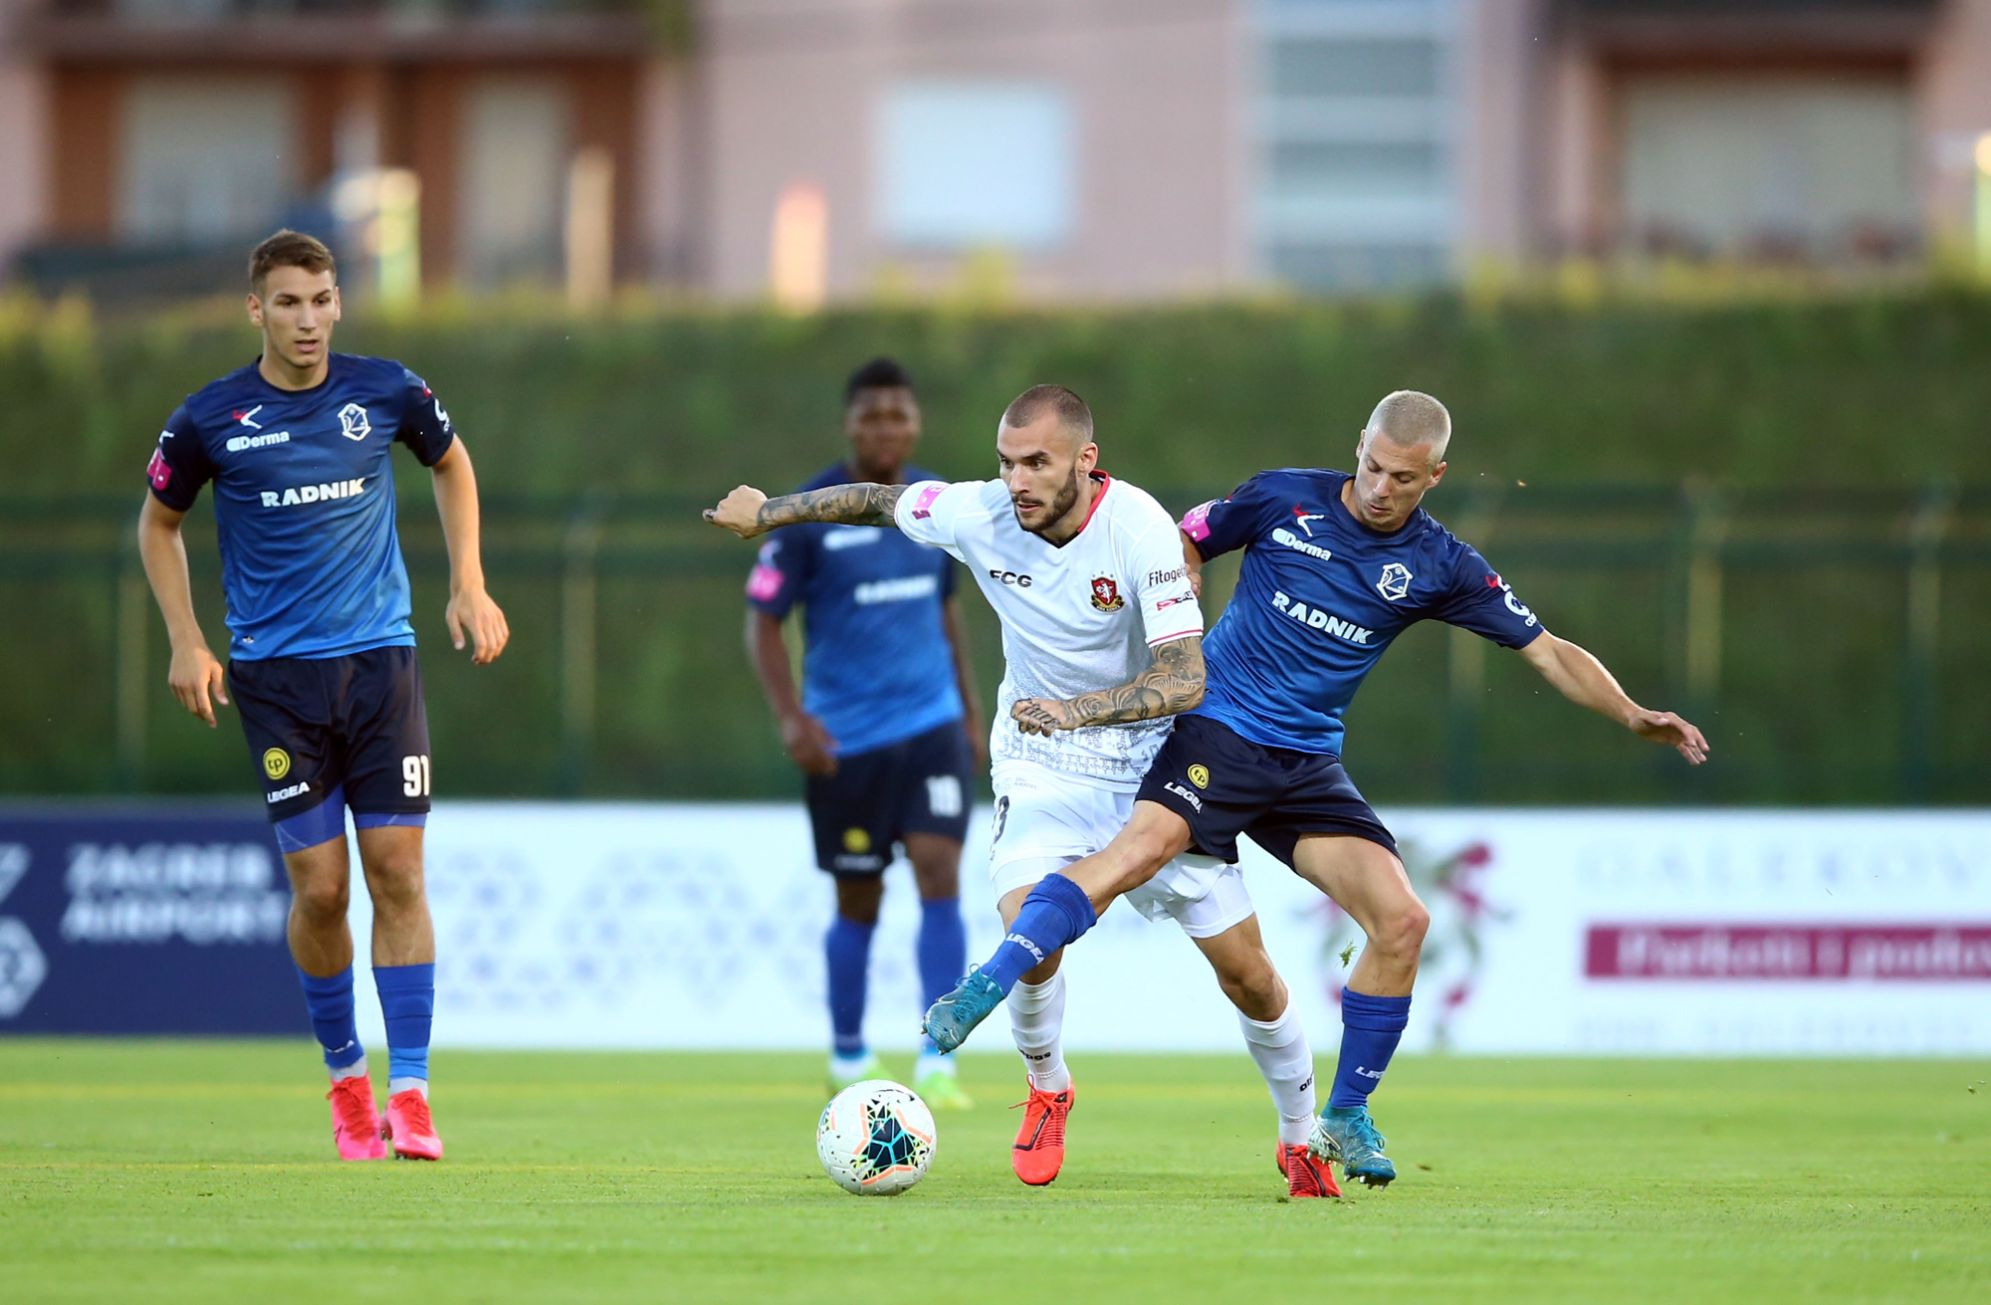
[338,805,1991,1055]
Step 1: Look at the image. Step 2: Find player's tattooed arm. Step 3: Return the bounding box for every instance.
[1012,635,1206,735]
[703,483,908,539]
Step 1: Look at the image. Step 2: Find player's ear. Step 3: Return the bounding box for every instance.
[245,292,262,327]
[1077,441,1099,474]
[1428,458,1447,486]
[330,285,343,321]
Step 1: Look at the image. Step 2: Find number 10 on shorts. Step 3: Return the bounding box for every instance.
[402,754,432,797]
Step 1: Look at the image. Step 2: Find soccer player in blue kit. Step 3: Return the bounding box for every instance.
[744,358,983,1107]
[136,231,509,1161]
[925,389,1709,1188]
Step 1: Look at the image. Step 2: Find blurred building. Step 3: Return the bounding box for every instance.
[3,0,1990,300]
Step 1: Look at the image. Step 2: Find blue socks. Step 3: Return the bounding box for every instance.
[297,965,364,1071]
[825,915,876,1058]
[982,874,1097,995]
[917,897,967,1056]
[374,962,435,1089]
[1328,988,1411,1110]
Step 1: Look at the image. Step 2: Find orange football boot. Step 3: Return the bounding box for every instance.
[1011,1081,1074,1186]
[1278,1142,1342,1198]
[381,1089,443,1161]
[327,1076,387,1161]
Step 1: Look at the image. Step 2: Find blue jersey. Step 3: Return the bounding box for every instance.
[745,464,964,757]
[145,353,455,661]
[1182,468,1544,756]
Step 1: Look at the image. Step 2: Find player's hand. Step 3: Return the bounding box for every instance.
[781,711,839,777]
[167,643,229,728]
[1011,697,1077,737]
[703,486,769,538]
[447,585,511,665]
[1629,708,1710,765]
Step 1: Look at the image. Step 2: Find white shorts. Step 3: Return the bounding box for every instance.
[987,760,1255,940]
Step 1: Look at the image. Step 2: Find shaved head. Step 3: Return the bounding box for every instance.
[1001,384,1093,451]
[1364,390,1451,466]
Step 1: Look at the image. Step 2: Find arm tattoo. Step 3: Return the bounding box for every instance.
[1061,635,1205,728]
[756,482,908,530]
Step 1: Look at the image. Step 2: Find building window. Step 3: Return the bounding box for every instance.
[1253,0,1460,291]
[1619,75,1918,260]
[118,79,294,243]
[876,82,1074,249]
[460,80,570,286]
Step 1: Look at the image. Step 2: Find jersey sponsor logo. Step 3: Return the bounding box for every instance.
[987,568,1033,587]
[1162,780,1204,812]
[1271,526,1334,562]
[146,449,173,491]
[261,748,291,780]
[231,405,265,430]
[432,397,452,432]
[1489,575,1539,627]
[1271,590,1373,644]
[1089,575,1125,612]
[744,563,784,602]
[259,478,366,508]
[822,526,881,552]
[226,430,292,453]
[1291,506,1327,537]
[1375,562,1413,603]
[265,780,311,803]
[909,484,944,520]
[854,574,940,605]
[1187,764,1210,789]
[1156,593,1194,611]
[337,402,371,442]
[1146,566,1186,587]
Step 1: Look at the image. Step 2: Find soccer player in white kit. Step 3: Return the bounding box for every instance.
[706,385,1340,1197]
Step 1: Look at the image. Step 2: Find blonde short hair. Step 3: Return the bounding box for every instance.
[1365,390,1451,464]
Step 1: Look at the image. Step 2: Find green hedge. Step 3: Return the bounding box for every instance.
[3,289,1987,805]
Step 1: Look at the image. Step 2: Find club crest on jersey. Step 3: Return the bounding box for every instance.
[1375,562,1413,603]
[1089,575,1125,612]
[337,402,371,442]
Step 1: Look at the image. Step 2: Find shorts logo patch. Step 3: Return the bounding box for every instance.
[262,748,291,781]
[842,828,872,855]
[1089,575,1125,612]
[1187,764,1210,790]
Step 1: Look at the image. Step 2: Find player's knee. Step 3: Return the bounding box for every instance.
[1220,958,1285,1021]
[291,877,348,926]
[1377,900,1430,959]
[365,855,426,914]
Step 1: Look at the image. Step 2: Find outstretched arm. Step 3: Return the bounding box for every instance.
[1012,635,1206,735]
[703,483,908,539]
[1517,633,1709,764]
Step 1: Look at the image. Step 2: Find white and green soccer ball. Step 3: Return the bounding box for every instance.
[815,1079,937,1195]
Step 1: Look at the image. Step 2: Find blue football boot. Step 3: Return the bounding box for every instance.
[921,970,1004,1053]
[1308,1104,1397,1188]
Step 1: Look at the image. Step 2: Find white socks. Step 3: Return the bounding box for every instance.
[329,1056,369,1083]
[1009,970,1071,1092]
[1238,1002,1317,1146]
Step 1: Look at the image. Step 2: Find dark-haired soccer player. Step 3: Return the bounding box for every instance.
[136,230,508,1161]
[745,358,983,1107]
[924,389,1708,1189]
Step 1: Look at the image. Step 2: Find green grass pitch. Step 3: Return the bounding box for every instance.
[1,1041,1984,1303]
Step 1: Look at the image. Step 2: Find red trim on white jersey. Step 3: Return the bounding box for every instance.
[1072,471,1113,538]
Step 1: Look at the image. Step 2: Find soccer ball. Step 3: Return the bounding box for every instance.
[815,1079,937,1195]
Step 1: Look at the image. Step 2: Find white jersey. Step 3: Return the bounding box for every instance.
[894,473,1202,785]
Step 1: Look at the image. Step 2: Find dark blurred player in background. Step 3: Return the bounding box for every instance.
[136,230,508,1161]
[744,358,983,1107]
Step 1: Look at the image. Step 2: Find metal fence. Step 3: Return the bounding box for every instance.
[5,483,1988,805]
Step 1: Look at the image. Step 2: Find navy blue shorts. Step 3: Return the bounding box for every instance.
[1136,713,1396,868]
[227,646,432,831]
[805,720,974,874]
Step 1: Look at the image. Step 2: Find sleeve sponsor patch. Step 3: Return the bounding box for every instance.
[1178,500,1216,542]
[147,448,173,490]
[745,564,784,602]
